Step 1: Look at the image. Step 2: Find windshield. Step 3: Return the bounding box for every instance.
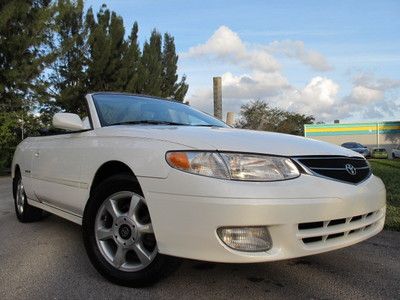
[93,93,227,128]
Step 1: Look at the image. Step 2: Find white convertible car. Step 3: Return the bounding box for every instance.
[12,92,386,286]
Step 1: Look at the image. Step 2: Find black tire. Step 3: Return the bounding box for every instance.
[13,172,43,222]
[82,174,179,287]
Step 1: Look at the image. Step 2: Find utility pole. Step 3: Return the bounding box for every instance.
[213,77,222,120]
[18,118,25,140]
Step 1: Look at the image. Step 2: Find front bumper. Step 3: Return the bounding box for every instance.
[139,172,386,263]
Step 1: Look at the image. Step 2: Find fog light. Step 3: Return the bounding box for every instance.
[217,226,272,252]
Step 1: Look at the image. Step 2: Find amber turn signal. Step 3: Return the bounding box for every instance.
[166,152,190,170]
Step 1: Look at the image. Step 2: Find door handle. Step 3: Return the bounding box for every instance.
[34,152,40,158]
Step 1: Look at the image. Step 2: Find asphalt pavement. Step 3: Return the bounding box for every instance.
[0,176,399,299]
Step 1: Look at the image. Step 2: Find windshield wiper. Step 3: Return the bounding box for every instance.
[108,120,189,126]
[189,124,224,127]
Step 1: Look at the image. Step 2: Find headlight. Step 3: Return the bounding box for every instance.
[165,151,300,181]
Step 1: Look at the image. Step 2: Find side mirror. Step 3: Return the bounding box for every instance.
[52,113,84,131]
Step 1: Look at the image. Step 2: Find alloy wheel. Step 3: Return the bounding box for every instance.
[16,180,25,215]
[94,191,157,272]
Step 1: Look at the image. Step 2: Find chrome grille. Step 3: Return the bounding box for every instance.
[295,156,371,184]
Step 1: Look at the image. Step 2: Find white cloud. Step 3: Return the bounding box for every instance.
[190,75,341,120]
[188,26,246,58]
[221,71,289,98]
[188,71,289,114]
[278,75,400,120]
[187,26,280,73]
[186,26,332,73]
[265,40,333,71]
[189,73,400,122]
[337,74,400,119]
[353,73,400,90]
[270,77,343,120]
[286,76,339,109]
[346,74,400,108]
[185,26,400,122]
[297,76,339,107]
[350,86,383,104]
[222,75,340,118]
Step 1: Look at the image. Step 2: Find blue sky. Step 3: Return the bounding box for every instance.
[85,0,400,122]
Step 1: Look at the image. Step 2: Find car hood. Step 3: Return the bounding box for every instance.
[100,125,361,157]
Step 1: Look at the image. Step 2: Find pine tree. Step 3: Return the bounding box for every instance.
[86,5,127,92]
[48,0,88,115]
[120,22,141,93]
[161,33,188,101]
[86,6,111,91]
[174,75,189,101]
[161,33,178,98]
[139,29,163,96]
[0,1,190,167]
[2,1,189,117]
[0,0,54,112]
[104,11,126,89]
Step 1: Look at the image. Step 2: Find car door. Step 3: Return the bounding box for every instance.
[32,132,89,216]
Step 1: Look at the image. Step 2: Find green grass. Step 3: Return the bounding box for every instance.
[369,159,400,231]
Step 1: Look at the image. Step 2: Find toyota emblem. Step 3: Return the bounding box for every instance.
[345,164,357,175]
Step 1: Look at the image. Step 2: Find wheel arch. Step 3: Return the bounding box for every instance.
[12,164,21,199]
[13,164,21,178]
[89,160,143,197]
